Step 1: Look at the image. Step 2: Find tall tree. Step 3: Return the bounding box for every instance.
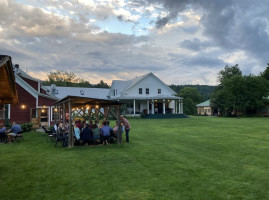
[211,65,269,116]
[178,87,203,115]
[218,64,242,84]
[260,63,269,80]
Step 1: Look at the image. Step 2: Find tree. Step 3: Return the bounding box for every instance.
[178,87,203,115]
[42,70,110,88]
[218,64,242,84]
[211,65,269,116]
[95,80,109,88]
[260,63,269,80]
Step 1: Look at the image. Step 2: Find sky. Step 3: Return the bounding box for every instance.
[1,0,269,85]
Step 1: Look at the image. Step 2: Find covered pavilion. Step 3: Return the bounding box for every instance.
[54,96,123,147]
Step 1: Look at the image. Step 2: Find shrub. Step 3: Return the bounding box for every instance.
[20,123,33,132]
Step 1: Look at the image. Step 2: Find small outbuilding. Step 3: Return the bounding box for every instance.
[196,100,215,116]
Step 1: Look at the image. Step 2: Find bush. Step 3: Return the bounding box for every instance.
[20,123,33,132]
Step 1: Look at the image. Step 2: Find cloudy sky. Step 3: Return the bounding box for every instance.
[1,0,269,85]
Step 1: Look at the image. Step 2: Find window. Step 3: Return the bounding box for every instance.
[139,88,142,94]
[158,89,161,94]
[114,89,117,96]
[146,88,149,94]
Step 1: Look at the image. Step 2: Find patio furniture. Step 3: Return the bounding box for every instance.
[0,132,8,143]
[13,131,24,142]
[42,126,55,142]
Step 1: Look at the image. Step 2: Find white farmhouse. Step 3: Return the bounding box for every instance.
[108,72,183,115]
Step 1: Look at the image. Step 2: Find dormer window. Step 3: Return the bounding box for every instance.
[139,88,142,94]
[114,89,117,96]
[55,89,58,94]
[80,90,84,95]
[146,88,149,94]
[158,89,161,94]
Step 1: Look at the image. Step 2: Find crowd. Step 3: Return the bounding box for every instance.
[0,122,22,143]
[53,115,131,147]
[0,115,131,146]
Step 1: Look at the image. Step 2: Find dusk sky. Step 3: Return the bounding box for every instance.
[1,0,269,85]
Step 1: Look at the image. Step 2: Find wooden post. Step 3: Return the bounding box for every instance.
[117,105,122,144]
[63,103,66,124]
[68,100,74,148]
[4,104,9,127]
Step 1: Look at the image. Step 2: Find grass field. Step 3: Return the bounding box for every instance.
[0,117,269,200]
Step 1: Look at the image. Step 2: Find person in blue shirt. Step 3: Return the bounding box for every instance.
[0,123,7,143]
[100,121,113,144]
[7,122,22,143]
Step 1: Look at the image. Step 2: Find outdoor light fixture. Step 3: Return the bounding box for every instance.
[21,104,26,109]
[54,108,58,112]
[86,107,90,110]
[96,105,99,108]
[41,109,45,113]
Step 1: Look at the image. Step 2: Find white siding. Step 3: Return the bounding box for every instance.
[124,75,174,97]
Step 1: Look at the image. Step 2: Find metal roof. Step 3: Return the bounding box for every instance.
[196,100,211,107]
[54,95,122,107]
[46,86,110,100]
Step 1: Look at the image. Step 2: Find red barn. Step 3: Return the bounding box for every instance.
[0,65,59,127]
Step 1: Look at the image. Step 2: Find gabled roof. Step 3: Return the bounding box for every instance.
[47,86,110,100]
[196,100,211,107]
[16,67,41,82]
[110,80,132,95]
[120,72,177,95]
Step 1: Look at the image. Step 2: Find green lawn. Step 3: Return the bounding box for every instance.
[0,117,269,200]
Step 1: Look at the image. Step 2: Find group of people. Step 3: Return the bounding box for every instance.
[53,115,131,146]
[0,122,22,143]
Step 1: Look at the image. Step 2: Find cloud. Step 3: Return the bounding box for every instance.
[179,38,212,51]
[1,0,269,86]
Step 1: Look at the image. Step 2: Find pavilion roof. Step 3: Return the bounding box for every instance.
[54,95,122,107]
[0,55,19,104]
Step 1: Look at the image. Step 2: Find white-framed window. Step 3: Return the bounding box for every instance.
[146,88,149,94]
[139,88,142,94]
[158,89,161,94]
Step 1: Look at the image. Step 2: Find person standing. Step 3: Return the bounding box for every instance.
[120,115,131,143]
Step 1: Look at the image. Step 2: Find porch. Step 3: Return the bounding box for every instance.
[119,98,184,115]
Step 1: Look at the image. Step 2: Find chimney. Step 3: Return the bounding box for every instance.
[14,64,19,74]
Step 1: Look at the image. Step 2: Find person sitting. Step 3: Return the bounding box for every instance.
[57,122,68,147]
[100,121,113,145]
[7,122,22,143]
[92,124,100,144]
[94,119,99,128]
[0,123,7,143]
[74,124,80,145]
[53,121,59,133]
[80,124,92,145]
